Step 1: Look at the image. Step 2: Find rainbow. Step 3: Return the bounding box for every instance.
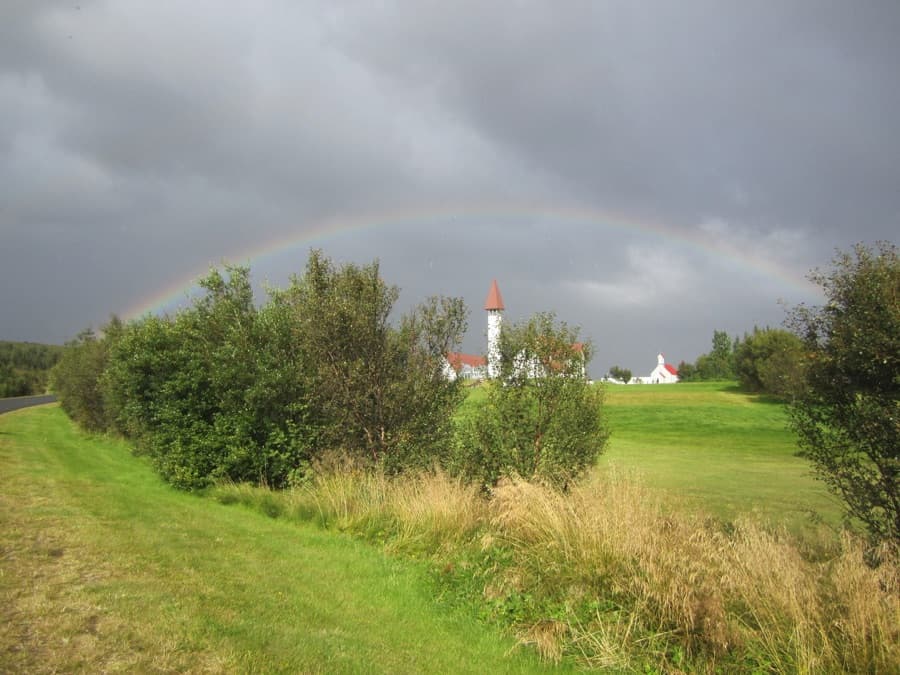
[121,203,819,321]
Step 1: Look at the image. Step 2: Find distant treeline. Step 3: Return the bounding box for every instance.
[0,341,64,397]
[676,328,805,399]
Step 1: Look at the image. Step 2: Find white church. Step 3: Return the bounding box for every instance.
[444,280,679,385]
[442,280,586,382]
[633,354,680,384]
[442,279,500,382]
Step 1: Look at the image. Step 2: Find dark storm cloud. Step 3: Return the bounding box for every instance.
[1,1,897,371]
[338,1,900,235]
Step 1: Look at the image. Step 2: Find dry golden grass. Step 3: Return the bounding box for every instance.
[222,464,900,671]
[383,470,486,552]
[489,475,732,664]
[277,463,488,554]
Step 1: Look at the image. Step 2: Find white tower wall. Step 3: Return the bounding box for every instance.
[487,310,502,379]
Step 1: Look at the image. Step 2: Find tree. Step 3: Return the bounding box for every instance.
[55,253,468,487]
[735,327,805,399]
[679,330,739,381]
[676,360,697,382]
[282,250,468,470]
[0,341,64,396]
[104,266,320,489]
[608,365,632,384]
[50,319,122,432]
[695,330,737,380]
[0,359,28,398]
[455,313,608,486]
[788,242,899,544]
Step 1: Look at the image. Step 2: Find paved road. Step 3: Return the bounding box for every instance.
[0,394,57,415]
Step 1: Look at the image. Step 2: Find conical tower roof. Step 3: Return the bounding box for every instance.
[484,279,505,311]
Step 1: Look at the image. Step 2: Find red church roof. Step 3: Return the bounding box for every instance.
[484,279,505,311]
[664,363,678,375]
[446,352,487,372]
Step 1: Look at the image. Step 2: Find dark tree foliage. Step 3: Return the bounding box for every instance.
[104,265,320,489]
[280,250,467,471]
[51,250,607,493]
[698,330,738,380]
[608,365,632,384]
[50,320,122,431]
[61,252,467,489]
[679,330,739,381]
[788,242,899,545]
[735,327,806,399]
[675,360,697,381]
[455,313,608,486]
[0,341,64,397]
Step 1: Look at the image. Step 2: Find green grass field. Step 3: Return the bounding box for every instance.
[598,381,841,536]
[0,385,853,670]
[0,405,552,673]
[460,381,841,538]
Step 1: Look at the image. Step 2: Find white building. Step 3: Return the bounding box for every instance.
[442,351,487,381]
[485,279,504,379]
[442,280,586,381]
[634,354,679,384]
[442,280,501,382]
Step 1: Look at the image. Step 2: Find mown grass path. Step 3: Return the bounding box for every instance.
[0,405,550,673]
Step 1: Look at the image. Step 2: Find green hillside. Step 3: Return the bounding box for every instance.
[461,381,840,537]
[599,381,841,536]
[0,405,551,674]
[4,391,891,672]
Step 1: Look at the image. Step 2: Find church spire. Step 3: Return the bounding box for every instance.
[484,279,505,311]
[485,280,504,378]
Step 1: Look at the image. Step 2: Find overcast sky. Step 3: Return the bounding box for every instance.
[2,1,898,375]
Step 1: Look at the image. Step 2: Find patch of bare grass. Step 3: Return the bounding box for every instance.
[0,488,231,673]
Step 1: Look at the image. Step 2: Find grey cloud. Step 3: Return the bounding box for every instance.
[338,2,900,234]
[1,1,897,371]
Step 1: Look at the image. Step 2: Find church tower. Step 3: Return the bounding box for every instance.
[484,279,505,378]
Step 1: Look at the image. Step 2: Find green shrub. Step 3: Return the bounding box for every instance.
[788,242,900,545]
[453,313,608,486]
[735,327,805,399]
[50,321,121,432]
[273,250,467,471]
[90,252,467,489]
[103,266,319,489]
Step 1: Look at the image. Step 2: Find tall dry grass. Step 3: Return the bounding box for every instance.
[290,465,487,553]
[214,467,899,672]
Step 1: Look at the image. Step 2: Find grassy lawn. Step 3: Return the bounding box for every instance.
[459,381,841,538]
[0,405,552,673]
[598,381,842,537]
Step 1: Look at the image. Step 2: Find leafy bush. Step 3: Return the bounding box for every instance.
[62,251,467,488]
[275,250,467,472]
[103,265,320,489]
[453,313,608,486]
[788,242,900,545]
[50,321,121,431]
[0,340,64,397]
[734,327,805,399]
